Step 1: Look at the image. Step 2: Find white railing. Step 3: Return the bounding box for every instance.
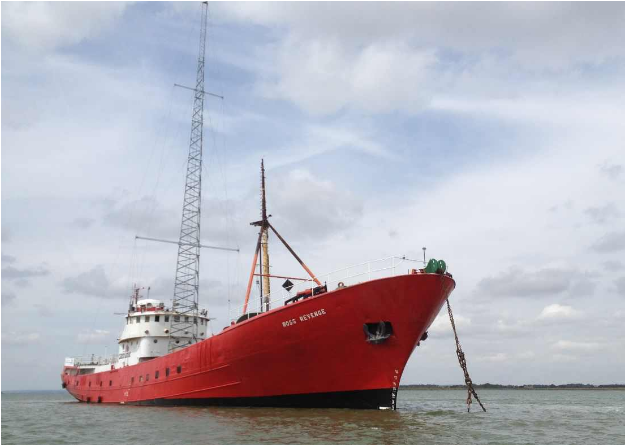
[70,354,120,367]
[229,256,425,322]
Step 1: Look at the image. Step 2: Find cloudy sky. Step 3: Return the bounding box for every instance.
[2,2,624,391]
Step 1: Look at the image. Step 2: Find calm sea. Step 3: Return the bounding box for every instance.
[2,389,623,444]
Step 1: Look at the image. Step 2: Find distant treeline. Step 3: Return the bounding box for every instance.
[401,383,625,390]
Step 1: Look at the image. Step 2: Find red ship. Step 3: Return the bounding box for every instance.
[61,3,456,409]
[62,269,454,409]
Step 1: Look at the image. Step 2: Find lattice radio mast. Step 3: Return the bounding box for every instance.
[169,2,209,352]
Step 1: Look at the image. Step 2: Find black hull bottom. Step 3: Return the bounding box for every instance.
[122,388,395,410]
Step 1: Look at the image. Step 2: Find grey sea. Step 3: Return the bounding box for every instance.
[2,389,624,444]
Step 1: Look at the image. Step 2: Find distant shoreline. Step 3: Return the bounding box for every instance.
[3,384,625,393]
[401,384,625,390]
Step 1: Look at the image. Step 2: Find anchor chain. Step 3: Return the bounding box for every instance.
[446,299,486,412]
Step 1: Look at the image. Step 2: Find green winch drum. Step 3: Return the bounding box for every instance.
[437,259,447,274]
[425,258,438,273]
[425,258,447,274]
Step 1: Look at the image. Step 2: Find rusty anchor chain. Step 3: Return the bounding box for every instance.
[446,299,486,412]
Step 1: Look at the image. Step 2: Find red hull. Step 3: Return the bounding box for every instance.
[62,273,455,409]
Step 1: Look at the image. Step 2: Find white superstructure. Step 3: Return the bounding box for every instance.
[64,287,210,376]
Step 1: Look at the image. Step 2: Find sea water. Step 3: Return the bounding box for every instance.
[2,389,624,444]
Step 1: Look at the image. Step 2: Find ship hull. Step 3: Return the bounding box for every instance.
[62,273,455,409]
[126,388,393,409]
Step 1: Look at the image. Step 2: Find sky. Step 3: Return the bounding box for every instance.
[2,2,625,391]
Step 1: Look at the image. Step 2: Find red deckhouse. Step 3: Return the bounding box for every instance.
[61,3,456,410]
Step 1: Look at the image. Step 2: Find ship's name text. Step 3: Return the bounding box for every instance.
[282,309,326,327]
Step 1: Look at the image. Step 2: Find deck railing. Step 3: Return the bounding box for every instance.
[68,354,120,367]
[228,255,424,323]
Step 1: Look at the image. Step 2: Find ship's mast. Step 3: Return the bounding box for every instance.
[249,160,271,313]
[170,2,208,352]
[244,161,322,315]
[260,160,271,311]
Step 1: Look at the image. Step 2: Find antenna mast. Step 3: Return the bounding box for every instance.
[170,2,208,352]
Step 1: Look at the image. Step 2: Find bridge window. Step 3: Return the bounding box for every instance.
[194,317,197,324]
[145,315,150,322]
[165,315,170,322]
[173,315,180,322]
[185,316,190,322]
[177,366,182,374]
[135,316,140,323]
[139,376,143,382]
[155,315,160,322]
[155,371,160,379]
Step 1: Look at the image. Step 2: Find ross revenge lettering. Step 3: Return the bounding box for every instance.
[282,319,297,328]
[281,308,327,328]
[299,308,326,322]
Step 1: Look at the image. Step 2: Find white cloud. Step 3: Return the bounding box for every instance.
[258,39,436,115]
[217,2,625,118]
[495,319,529,335]
[103,195,179,237]
[61,265,129,300]
[615,277,625,297]
[77,329,111,345]
[429,312,471,335]
[1,254,17,264]
[429,94,625,128]
[551,354,579,363]
[2,291,17,307]
[271,169,363,241]
[2,332,41,346]
[584,203,620,225]
[218,2,625,67]
[2,2,129,51]
[477,267,585,298]
[603,260,624,272]
[591,231,625,253]
[2,264,50,281]
[599,162,623,180]
[476,353,508,363]
[517,351,536,360]
[538,304,582,320]
[305,125,395,160]
[552,340,604,351]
